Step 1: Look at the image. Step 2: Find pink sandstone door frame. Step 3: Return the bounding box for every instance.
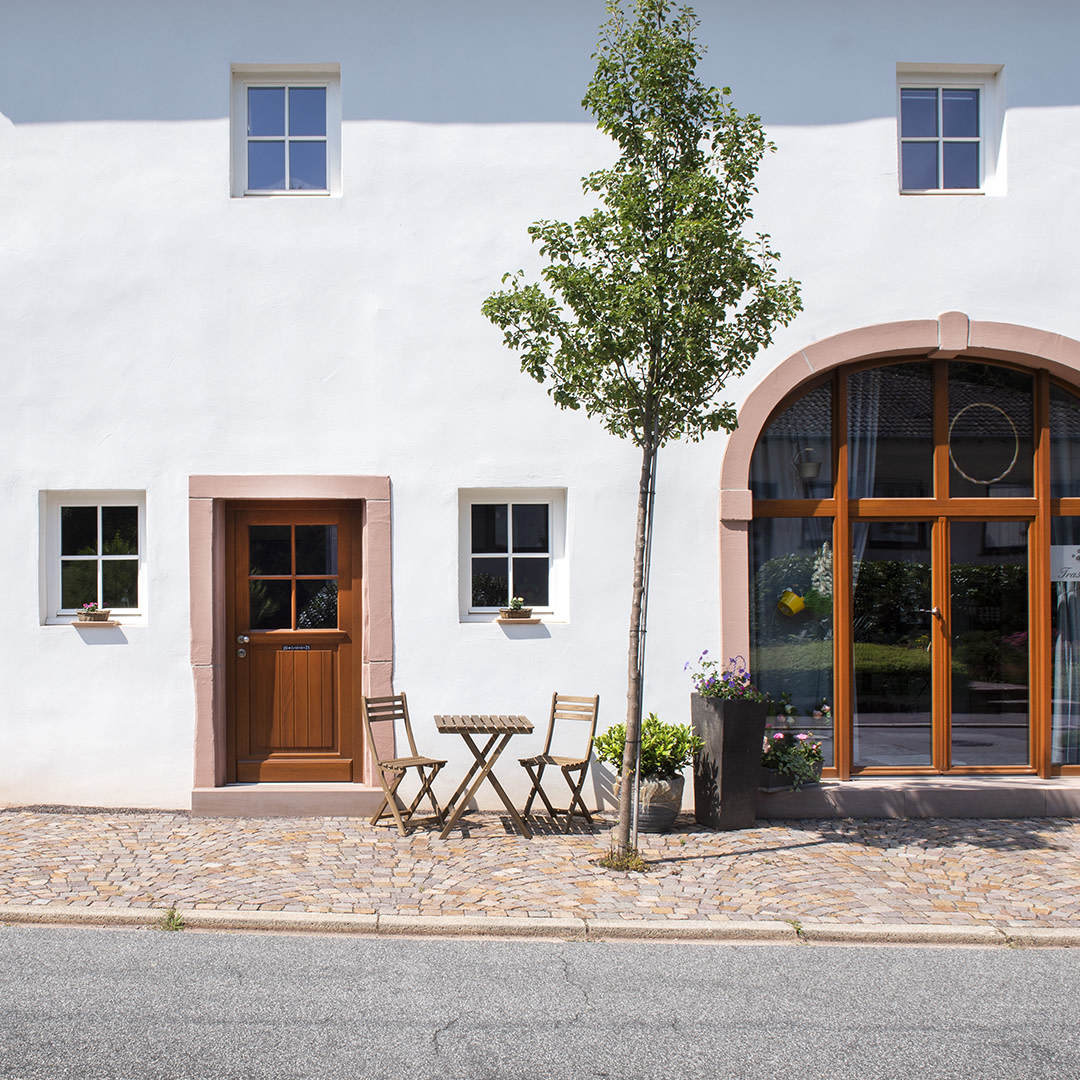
[188,475,393,790]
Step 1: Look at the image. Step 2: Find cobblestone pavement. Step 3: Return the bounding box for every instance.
[2,807,1079,929]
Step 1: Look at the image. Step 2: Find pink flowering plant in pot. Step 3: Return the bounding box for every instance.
[761,726,824,790]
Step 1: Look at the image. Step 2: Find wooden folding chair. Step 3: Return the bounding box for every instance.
[520,693,600,832]
[361,692,446,836]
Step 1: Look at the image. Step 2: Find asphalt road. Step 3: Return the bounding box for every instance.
[1,926,1078,1079]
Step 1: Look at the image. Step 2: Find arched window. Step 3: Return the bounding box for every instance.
[749,357,1080,778]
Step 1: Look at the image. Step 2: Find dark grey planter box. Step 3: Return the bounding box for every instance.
[691,695,768,830]
[758,762,823,792]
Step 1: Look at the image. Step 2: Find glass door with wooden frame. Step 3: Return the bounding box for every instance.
[750,357,1058,778]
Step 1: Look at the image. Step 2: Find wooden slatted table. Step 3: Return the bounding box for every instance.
[434,714,534,839]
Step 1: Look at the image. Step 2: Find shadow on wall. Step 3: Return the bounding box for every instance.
[4,0,1079,127]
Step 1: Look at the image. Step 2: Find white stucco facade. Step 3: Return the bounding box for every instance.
[3,0,1080,811]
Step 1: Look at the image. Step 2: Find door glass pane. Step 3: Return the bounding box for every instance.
[512,557,549,607]
[250,579,291,630]
[750,382,832,499]
[848,363,933,498]
[1049,384,1080,497]
[250,525,291,576]
[102,561,138,609]
[749,517,834,766]
[512,505,549,553]
[950,522,1029,765]
[472,557,508,607]
[297,580,337,629]
[296,525,337,576]
[948,362,1033,497]
[852,522,932,767]
[1052,518,1080,764]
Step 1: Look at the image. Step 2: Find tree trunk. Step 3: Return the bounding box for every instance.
[614,441,657,855]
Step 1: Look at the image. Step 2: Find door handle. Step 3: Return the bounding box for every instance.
[917,607,942,619]
[237,634,250,644]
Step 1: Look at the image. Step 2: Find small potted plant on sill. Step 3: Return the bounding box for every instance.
[76,602,111,622]
[593,712,702,833]
[686,652,770,830]
[498,596,533,620]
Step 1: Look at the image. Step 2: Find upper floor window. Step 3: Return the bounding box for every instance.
[231,65,341,197]
[897,65,1004,195]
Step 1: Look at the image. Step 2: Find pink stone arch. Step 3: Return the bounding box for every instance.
[717,313,1080,661]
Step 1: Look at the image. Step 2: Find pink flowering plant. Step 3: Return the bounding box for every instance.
[761,727,824,789]
[685,652,769,704]
[80,602,100,612]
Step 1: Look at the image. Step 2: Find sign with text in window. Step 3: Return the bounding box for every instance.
[1051,546,1080,581]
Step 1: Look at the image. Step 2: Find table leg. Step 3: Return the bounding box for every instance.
[439,732,533,840]
[441,733,498,818]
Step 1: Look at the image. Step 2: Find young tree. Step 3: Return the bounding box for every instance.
[481,0,802,855]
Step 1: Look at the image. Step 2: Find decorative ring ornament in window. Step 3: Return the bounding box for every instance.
[947,402,1019,485]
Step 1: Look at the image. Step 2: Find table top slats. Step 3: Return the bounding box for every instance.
[434,714,533,735]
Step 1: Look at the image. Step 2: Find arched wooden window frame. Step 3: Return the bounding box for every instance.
[719,313,1080,780]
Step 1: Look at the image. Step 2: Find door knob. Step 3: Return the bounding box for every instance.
[237,648,247,658]
[237,634,250,644]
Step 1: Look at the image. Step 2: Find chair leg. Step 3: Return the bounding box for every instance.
[404,762,445,825]
[562,765,594,831]
[522,762,545,819]
[371,768,411,836]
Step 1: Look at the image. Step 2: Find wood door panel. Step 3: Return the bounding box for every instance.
[227,503,361,783]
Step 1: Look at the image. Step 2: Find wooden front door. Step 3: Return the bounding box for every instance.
[226,503,361,782]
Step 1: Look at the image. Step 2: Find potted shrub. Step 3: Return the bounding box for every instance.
[593,713,702,832]
[686,652,770,830]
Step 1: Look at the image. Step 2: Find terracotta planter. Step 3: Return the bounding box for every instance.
[614,774,684,833]
[691,695,768,830]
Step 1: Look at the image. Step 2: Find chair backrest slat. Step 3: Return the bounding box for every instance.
[541,692,600,758]
[361,692,419,762]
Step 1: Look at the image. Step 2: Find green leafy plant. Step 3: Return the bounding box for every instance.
[508,596,526,611]
[761,727,824,790]
[594,713,703,778]
[159,906,185,932]
[685,652,769,703]
[598,845,649,872]
[482,0,801,857]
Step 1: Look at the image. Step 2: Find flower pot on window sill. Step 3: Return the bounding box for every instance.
[498,607,534,620]
[76,609,112,622]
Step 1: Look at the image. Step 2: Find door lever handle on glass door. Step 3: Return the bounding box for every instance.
[917,607,942,618]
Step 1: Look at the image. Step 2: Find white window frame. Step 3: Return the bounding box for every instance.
[897,64,1005,196]
[459,488,568,622]
[42,491,147,625]
[230,64,341,198]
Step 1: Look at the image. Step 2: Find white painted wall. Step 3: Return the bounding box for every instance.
[2,0,1079,808]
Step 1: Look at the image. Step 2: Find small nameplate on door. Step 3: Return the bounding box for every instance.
[281,644,312,651]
